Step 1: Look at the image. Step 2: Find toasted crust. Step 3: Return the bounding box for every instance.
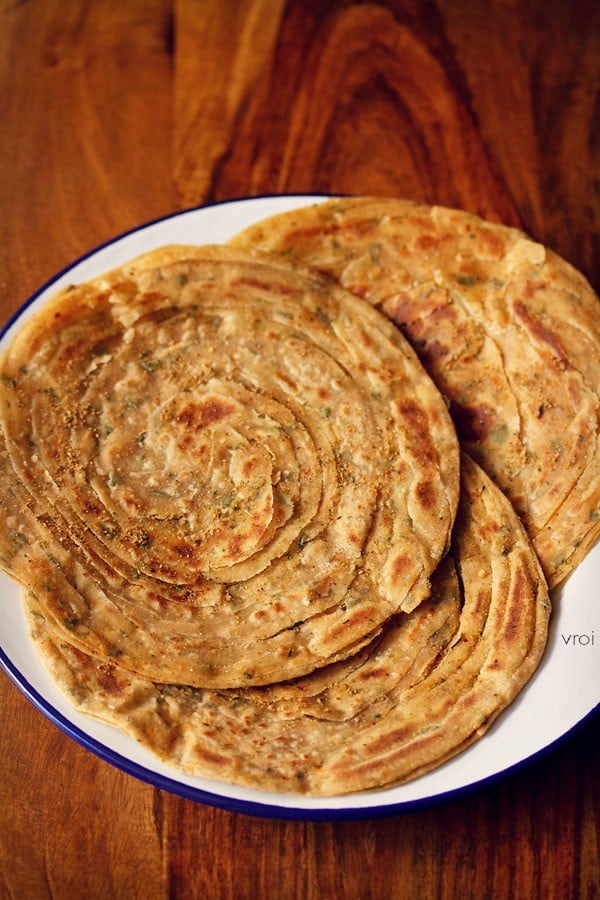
[24,456,550,796]
[231,197,600,587]
[0,244,458,688]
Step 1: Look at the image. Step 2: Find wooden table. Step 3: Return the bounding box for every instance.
[1,2,598,897]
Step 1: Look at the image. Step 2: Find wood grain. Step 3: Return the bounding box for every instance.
[0,1,598,897]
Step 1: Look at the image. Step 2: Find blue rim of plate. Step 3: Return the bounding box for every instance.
[0,194,598,821]
[1,642,597,821]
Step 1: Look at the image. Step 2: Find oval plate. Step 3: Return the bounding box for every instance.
[0,195,598,820]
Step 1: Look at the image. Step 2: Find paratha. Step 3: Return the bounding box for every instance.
[0,244,459,688]
[231,197,600,587]
[24,455,550,796]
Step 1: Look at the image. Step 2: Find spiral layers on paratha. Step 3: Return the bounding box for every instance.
[231,197,600,587]
[0,245,459,688]
[24,456,550,795]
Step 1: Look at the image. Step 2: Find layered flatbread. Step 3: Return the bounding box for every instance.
[231,197,600,587]
[25,456,550,795]
[0,244,459,688]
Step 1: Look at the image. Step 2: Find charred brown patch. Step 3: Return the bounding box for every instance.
[415,479,436,509]
[504,568,527,640]
[357,666,390,682]
[231,276,301,296]
[96,664,122,695]
[391,554,411,583]
[395,399,436,461]
[176,399,235,430]
[58,336,89,364]
[414,232,452,252]
[366,726,411,753]
[172,543,194,559]
[513,299,568,367]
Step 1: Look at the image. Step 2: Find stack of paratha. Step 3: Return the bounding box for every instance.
[1,196,597,797]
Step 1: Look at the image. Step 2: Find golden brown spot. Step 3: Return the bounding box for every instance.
[348,282,370,298]
[344,219,379,239]
[504,568,527,641]
[415,479,436,510]
[395,399,436,461]
[391,554,411,583]
[479,521,500,540]
[242,457,257,476]
[228,534,244,558]
[252,609,267,621]
[277,372,298,390]
[325,608,375,645]
[366,726,411,753]
[193,746,230,766]
[357,666,390,682]
[109,280,137,301]
[478,227,505,258]
[359,328,375,349]
[139,290,168,305]
[415,233,443,252]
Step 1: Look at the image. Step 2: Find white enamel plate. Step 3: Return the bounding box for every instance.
[0,196,598,820]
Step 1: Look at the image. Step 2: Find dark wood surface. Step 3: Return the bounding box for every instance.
[1,2,598,897]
